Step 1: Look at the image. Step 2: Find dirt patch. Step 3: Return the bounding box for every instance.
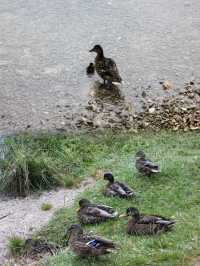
[0,177,95,265]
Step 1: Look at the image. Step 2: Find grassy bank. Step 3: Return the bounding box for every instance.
[0,133,114,196]
[2,131,200,265]
[26,131,200,266]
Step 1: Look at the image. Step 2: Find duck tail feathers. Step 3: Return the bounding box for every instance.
[157,220,175,226]
[150,168,160,173]
[111,211,119,218]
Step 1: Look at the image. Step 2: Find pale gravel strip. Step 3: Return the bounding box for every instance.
[0,177,95,265]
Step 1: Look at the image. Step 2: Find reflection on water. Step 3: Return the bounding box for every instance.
[76,80,135,130]
[89,81,125,104]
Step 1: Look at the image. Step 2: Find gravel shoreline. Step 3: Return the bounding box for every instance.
[0,177,95,265]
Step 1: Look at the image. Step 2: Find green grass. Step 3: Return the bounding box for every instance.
[8,236,26,255]
[27,131,200,266]
[41,202,53,211]
[0,133,109,196]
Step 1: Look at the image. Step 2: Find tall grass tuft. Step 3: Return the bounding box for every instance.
[0,133,105,197]
[8,236,26,255]
[0,139,61,197]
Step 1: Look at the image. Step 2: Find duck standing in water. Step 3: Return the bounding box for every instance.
[77,198,118,224]
[67,224,118,257]
[121,207,175,235]
[135,151,160,176]
[103,172,135,198]
[89,45,122,87]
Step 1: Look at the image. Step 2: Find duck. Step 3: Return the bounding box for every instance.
[89,45,122,86]
[103,172,134,198]
[121,207,175,235]
[86,62,95,76]
[77,198,118,224]
[135,151,160,176]
[67,224,118,257]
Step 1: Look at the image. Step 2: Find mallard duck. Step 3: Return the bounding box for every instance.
[135,151,160,176]
[77,198,118,224]
[86,62,95,76]
[121,207,175,235]
[89,45,122,86]
[103,172,134,198]
[67,224,118,257]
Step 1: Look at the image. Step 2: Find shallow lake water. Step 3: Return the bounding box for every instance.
[0,0,200,133]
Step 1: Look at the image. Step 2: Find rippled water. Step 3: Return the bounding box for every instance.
[0,0,200,133]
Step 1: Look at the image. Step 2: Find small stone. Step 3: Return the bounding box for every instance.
[148,107,156,114]
[162,80,173,90]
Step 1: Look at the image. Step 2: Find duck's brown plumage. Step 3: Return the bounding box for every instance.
[124,208,175,235]
[77,199,118,224]
[103,173,135,198]
[89,45,122,85]
[135,151,160,176]
[67,224,118,257]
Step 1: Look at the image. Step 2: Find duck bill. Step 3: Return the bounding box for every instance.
[89,48,94,52]
[76,208,80,212]
[119,213,127,218]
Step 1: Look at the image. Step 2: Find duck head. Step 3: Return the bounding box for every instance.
[120,207,140,220]
[126,207,140,221]
[67,224,83,241]
[104,172,114,183]
[135,150,146,160]
[89,45,104,56]
[79,198,91,208]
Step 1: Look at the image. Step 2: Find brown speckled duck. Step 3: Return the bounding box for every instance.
[67,224,118,257]
[135,151,160,176]
[77,198,118,224]
[103,172,134,198]
[89,45,122,86]
[121,207,175,235]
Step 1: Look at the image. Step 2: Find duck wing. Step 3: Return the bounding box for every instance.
[104,58,122,82]
[140,214,175,226]
[96,204,118,216]
[144,159,160,172]
[81,233,117,250]
[84,207,115,218]
[110,182,127,196]
[104,187,118,197]
[116,181,134,196]
[88,235,117,249]
[140,214,164,224]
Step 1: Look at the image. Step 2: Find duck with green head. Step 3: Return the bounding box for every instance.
[67,224,118,257]
[103,172,135,198]
[77,198,118,224]
[89,45,122,86]
[121,207,175,235]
